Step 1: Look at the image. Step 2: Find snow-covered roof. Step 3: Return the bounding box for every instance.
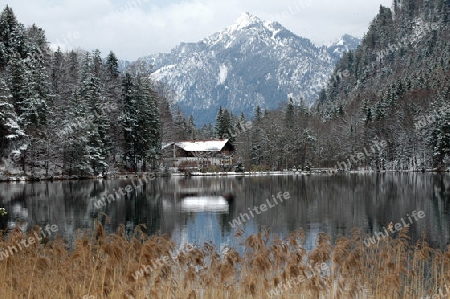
[161,143,173,150]
[163,139,231,152]
[177,139,230,152]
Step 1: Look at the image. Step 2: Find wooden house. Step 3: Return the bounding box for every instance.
[162,139,235,170]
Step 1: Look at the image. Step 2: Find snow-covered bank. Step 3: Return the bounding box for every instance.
[184,171,294,177]
[0,172,159,182]
[1,168,448,182]
[0,170,315,181]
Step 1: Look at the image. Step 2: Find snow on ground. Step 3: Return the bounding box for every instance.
[218,64,228,85]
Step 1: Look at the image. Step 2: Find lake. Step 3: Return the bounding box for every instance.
[0,173,449,250]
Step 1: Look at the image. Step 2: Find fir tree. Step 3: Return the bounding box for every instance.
[121,73,139,171]
[105,51,119,80]
[254,105,263,123]
[285,98,295,129]
[135,77,161,171]
[0,78,23,155]
[0,6,27,68]
[215,106,224,138]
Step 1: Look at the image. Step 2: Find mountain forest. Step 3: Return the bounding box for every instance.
[1,0,450,177]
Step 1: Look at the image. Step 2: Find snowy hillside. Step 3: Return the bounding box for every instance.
[141,12,360,125]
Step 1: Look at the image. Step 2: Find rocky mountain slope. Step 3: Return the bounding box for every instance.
[142,13,359,124]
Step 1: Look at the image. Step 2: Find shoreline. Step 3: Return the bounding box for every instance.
[0,168,448,182]
[0,172,160,183]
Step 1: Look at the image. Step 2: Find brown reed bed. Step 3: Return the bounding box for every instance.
[0,222,449,299]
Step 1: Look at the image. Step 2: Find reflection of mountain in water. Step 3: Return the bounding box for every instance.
[0,174,449,249]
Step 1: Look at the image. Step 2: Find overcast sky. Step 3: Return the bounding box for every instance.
[1,0,392,60]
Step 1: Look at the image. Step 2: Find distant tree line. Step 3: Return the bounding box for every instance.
[204,99,318,171]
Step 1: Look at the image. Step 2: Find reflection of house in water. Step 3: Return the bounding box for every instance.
[158,176,240,245]
[161,176,238,199]
[162,139,235,171]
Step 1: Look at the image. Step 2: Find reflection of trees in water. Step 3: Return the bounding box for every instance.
[430,174,450,247]
[225,174,450,249]
[0,174,449,249]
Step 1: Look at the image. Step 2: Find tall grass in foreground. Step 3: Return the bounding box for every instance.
[0,223,449,299]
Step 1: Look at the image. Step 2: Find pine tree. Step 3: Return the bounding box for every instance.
[63,89,92,175]
[135,77,160,171]
[173,106,189,140]
[92,49,103,78]
[23,45,49,128]
[214,107,234,140]
[67,50,79,86]
[285,98,295,129]
[255,105,263,123]
[363,100,372,124]
[0,6,27,68]
[6,51,48,129]
[51,47,65,94]
[121,73,139,171]
[187,115,196,140]
[428,110,450,167]
[318,88,328,108]
[0,78,23,157]
[105,51,119,80]
[251,125,266,167]
[78,51,110,174]
[103,50,121,163]
[83,75,109,174]
[221,109,233,140]
[7,53,26,115]
[236,112,246,133]
[215,106,224,138]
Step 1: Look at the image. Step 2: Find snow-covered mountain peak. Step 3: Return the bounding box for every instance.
[204,13,279,49]
[228,12,263,32]
[142,15,360,125]
[326,34,361,58]
[329,34,360,47]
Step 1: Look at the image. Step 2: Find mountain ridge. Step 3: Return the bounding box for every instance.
[141,12,360,125]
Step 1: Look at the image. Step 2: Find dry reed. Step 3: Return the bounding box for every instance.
[0,224,448,299]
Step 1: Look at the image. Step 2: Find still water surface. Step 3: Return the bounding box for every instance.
[0,173,449,250]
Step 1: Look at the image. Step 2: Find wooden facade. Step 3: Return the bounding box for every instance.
[162,139,235,170]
